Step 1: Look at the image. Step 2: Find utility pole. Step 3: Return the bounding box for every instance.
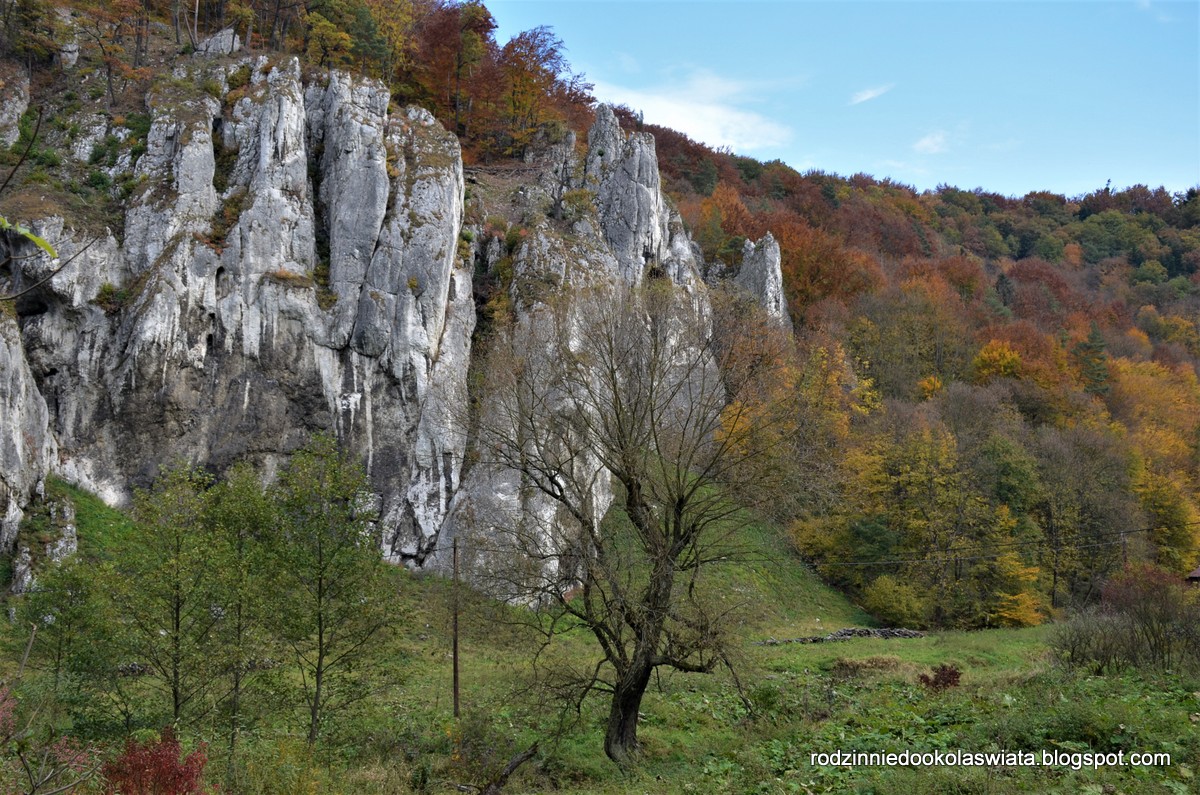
[452,536,460,718]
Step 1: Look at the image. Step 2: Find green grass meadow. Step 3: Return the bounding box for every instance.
[4,484,1198,794]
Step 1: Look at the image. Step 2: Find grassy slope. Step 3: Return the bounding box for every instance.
[52,477,137,563]
[378,516,1198,795]
[332,518,1197,794]
[10,485,1199,794]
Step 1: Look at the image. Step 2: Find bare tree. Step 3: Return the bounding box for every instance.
[470,280,800,765]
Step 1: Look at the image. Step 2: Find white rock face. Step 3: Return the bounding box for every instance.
[736,233,792,330]
[71,115,109,162]
[54,9,79,68]
[59,42,79,69]
[438,106,712,578]
[586,105,701,288]
[3,75,767,578]
[195,28,242,57]
[11,57,472,564]
[0,65,29,148]
[0,316,54,553]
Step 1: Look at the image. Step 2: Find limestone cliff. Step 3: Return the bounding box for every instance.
[737,233,792,330]
[0,314,54,553]
[5,56,472,565]
[0,54,788,570]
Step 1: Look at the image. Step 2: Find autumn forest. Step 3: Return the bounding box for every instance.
[5,0,1200,638]
[1,0,1199,791]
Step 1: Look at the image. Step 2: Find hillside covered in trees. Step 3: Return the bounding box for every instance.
[625,121,1200,629]
[2,0,1199,630]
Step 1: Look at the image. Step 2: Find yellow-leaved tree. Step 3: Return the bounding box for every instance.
[972,339,1023,383]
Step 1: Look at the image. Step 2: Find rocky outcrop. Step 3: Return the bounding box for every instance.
[736,233,792,329]
[10,498,76,595]
[586,105,701,288]
[54,8,80,69]
[195,28,242,57]
[10,56,472,564]
[0,63,29,148]
[435,106,709,576]
[2,69,768,578]
[0,316,54,553]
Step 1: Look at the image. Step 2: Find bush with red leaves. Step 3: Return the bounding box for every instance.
[102,727,215,795]
[918,664,962,692]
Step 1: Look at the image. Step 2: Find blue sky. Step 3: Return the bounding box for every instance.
[489,1,1200,198]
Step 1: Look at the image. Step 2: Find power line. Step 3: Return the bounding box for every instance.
[810,534,1140,569]
[806,521,1200,569]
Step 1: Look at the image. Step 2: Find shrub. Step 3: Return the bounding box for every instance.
[1050,606,1128,675]
[861,575,928,628]
[200,78,223,99]
[918,664,962,692]
[227,64,252,92]
[484,215,508,239]
[32,148,61,167]
[0,685,98,792]
[86,171,112,190]
[560,188,595,222]
[1100,563,1199,670]
[102,728,213,794]
[94,282,126,313]
[89,135,122,167]
[125,113,153,141]
[1050,563,1200,674]
[206,188,247,250]
[503,226,527,254]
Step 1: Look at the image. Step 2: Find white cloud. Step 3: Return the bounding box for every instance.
[913,130,948,155]
[1136,0,1173,22]
[591,70,792,152]
[615,52,640,74]
[850,84,894,105]
[883,158,929,173]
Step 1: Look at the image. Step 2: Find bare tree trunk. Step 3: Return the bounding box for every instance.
[603,665,652,765]
[269,0,283,49]
[307,574,326,744]
[308,657,323,744]
[477,282,793,769]
[180,4,198,49]
[172,596,183,721]
[104,60,115,107]
[602,553,672,766]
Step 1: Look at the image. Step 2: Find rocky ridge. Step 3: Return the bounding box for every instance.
[0,53,789,573]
